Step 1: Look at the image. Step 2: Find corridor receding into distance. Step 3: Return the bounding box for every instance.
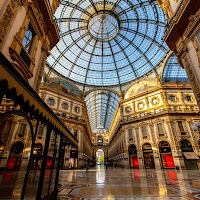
[0,0,200,199]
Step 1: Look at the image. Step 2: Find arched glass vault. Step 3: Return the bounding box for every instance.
[162,53,189,83]
[85,90,120,134]
[46,0,169,89]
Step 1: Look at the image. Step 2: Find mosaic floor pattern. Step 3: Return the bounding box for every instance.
[58,166,200,200]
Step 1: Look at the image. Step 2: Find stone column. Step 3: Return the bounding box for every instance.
[149,123,161,169]
[178,90,186,110]
[135,127,144,169]
[180,50,200,108]
[166,120,186,169]
[35,42,49,93]
[122,131,129,168]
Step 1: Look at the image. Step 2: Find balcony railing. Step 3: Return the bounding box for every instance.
[55,112,86,123]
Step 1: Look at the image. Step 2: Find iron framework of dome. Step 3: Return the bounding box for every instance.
[46,0,169,88]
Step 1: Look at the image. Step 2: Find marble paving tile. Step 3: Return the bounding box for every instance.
[58,166,200,200]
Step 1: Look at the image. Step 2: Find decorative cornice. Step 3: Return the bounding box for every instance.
[165,0,200,51]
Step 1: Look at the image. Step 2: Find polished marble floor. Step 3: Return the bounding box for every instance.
[0,166,200,199]
[58,165,200,200]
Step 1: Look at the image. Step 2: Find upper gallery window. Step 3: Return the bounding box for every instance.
[177,121,186,136]
[157,123,164,137]
[22,23,35,53]
[138,103,144,109]
[152,98,158,105]
[128,129,133,140]
[186,96,192,102]
[126,106,131,113]
[170,95,176,102]
[75,106,80,113]
[141,126,147,139]
[37,127,43,139]
[48,99,54,105]
[74,130,78,138]
[63,103,68,109]
[18,123,26,137]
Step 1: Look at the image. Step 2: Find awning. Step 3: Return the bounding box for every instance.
[183,152,199,160]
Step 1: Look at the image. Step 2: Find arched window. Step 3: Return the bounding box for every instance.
[10,141,24,154]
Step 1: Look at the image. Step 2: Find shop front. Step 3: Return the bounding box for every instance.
[142,143,155,169]
[129,144,139,168]
[30,143,43,170]
[159,141,175,169]
[69,148,78,168]
[6,141,24,170]
[180,139,199,170]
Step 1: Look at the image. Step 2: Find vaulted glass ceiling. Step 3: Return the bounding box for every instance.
[163,53,189,83]
[85,90,120,133]
[47,0,169,88]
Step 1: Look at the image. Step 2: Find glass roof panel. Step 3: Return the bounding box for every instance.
[163,53,189,83]
[47,0,169,88]
[85,90,120,133]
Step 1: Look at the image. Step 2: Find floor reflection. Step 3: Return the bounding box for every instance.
[0,169,57,199]
[1,167,200,199]
[58,167,200,199]
[96,165,105,184]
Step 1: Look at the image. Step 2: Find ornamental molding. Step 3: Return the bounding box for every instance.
[52,0,61,13]
[9,47,33,80]
[184,8,200,39]
[165,0,189,40]
[157,0,173,21]
[27,2,46,39]
[182,55,200,107]
[0,1,18,46]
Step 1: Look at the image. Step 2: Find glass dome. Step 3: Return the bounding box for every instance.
[47,0,169,87]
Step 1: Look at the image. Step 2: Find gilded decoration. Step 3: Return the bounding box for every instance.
[52,0,61,13]
[157,0,173,21]
[124,79,158,99]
